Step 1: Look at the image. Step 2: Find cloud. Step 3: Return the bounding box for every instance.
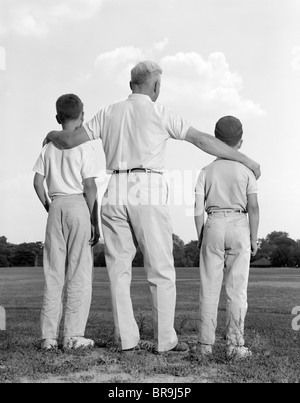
[95,47,144,77]
[0,0,105,37]
[154,38,169,52]
[86,43,265,121]
[160,51,266,118]
[0,46,6,71]
[292,46,300,71]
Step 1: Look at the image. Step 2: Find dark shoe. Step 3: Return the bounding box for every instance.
[156,342,189,354]
[122,345,141,355]
[170,342,189,353]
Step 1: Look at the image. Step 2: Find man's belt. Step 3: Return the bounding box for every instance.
[113,168,163,175]
[208,209,246,215]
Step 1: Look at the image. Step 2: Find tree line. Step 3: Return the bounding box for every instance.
[0,231,299,268]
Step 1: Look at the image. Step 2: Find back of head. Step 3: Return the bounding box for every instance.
[215,116,243,147]
[131,60,162,86]
[56,94,83,124]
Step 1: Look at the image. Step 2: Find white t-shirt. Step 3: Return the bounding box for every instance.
[195,159,258,213]
[83,94,191,173]
[33,142,100,198]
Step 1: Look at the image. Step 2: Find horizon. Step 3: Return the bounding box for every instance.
[1,0,300,245]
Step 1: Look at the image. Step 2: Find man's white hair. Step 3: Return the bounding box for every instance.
[131,60,163,86]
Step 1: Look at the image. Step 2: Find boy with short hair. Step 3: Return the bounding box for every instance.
[33,94,100,351]
[194,116,259,359]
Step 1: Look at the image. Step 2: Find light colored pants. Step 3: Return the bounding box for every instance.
[101,173,178,352]
[199,211,251,347]
[41,195,93,340]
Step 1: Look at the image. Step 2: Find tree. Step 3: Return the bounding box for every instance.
[183,241,199,267]
[271,245,296,267]
[10,242,43,267]
[255,231,298,268]
[0,236,11,267]
[172,234,185,267]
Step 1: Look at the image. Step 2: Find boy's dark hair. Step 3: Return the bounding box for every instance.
[215,116,243,147]
[56,94,83,123]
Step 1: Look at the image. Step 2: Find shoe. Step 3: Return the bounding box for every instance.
[156,342,189,354]
[63,337,95,350]
[122,345,141,355]
[200,344,213,357]
[227,345,252,359]
[41,339,58,351]
[170,342,189,353]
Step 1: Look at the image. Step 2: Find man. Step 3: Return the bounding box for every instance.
[34,94,100,350]
[45,61,260,354]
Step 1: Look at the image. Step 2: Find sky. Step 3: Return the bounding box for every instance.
[0,0,300,245]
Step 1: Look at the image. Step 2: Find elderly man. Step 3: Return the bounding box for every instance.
[46,61,260,354]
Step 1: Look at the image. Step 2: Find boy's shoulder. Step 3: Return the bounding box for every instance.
[201,159,257,184]
[207,159,255,174]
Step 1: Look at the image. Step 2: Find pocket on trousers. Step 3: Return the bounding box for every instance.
[233,216,249,228]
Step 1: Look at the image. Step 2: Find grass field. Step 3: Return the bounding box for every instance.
[0,266,300,383]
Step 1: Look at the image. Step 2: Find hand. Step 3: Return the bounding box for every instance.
[90,224,101,247]
[253,165,261,180]
[251,161,261,180]
[251,239,258,256]
[42,137,50,147]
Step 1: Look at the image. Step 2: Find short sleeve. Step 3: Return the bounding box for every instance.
[32,148,46,176]
[83,110,104,141]
[164,108,191,141]
[195,169,206,195]
[81,144,101,180]
[247,172,258,195]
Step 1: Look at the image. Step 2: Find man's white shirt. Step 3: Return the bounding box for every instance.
[84,94,191,173]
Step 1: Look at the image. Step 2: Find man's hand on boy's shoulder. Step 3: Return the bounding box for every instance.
[42,131,58,147]
[253,164,261,180]
[42,137,50,147]
[248,160,261,180]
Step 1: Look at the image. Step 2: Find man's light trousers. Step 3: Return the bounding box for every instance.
[41,195,93,340]
[199,211,251,347]
[101,172,178,352]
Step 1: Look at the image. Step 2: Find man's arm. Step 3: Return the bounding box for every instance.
[45,126,90,149]
[83,177,100,247]
[185,127,261,179]
[247,193,260,256]
[33,173,50,212]
[195,194,205,250]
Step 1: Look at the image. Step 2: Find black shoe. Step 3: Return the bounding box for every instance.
[156,342,190,354]
[122,345,141,355]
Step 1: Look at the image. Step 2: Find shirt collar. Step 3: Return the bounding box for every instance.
[128,93,152,102]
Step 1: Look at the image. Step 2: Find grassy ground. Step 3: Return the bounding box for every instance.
[0,266,300,383]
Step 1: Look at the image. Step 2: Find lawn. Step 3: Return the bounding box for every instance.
[0,266,299,383]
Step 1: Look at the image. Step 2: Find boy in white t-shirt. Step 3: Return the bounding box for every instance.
[33,94,100,351]
[194,116,260,359]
